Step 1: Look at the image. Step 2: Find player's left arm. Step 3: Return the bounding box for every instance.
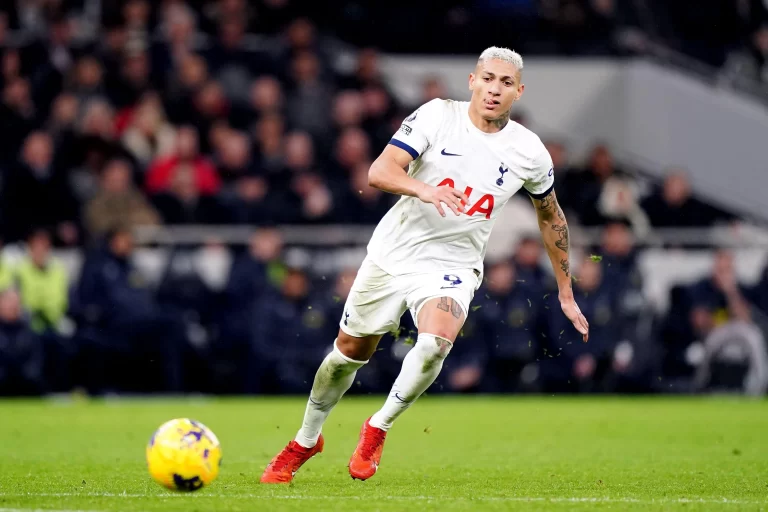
[531,189,589,342]
[525,145,589,342]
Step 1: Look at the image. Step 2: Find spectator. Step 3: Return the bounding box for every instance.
[213,130,256,186]
[286,172,336,224]
[107,49,152,108]
[599,221,642,296]
[211,227,285,392]
[165,54,210,122]
[0,238,13,291]
[187,80,230,147]
[361,84,396,149]
[0,12,7,47]
[1,47,21,90]
[421,75,447,104]
[14,229,72,391]
[121,93,177,167]
[0,289,44,395]
[334,161,393,224]
[145,125,221,195]
[97,23,128,85]
[286,50,333,140]
[84,158,160,237]
[475,260,546,392]
[593,153,649,237]
[545,139,577,209]
[272,130,315,189]
[152,164,230,224]
[332,90,365,134]
[20,14,75,114]
[229,173,274,225]
[14,229,68,335]
[746,261,768,315]
[122,0,151,51]
[641,169,733,228]
[748,25,768,83]
[202,0,253,32]
[151,3,205,88]
[206,17,274,104]
[281,17,332,68]
[687,251,753,330]
[688,250,768,395]
[253,267,332,393]
[68,55,105,104]
[74,227,187,392]
[543,256,629,392]
[46,92,79,142]
[340,48,385,90]
[567,144,619,225]
[250,75,283,117]
[231,75,284,130]
[64,98,137,204]
[1,131,79,245]
[331,127,371,182]
[0,77,36,165]
[252,112,285,175]
[512,236,550,291]
[224,227,286,316]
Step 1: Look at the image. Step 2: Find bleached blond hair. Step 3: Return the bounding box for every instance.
[477,46,524,71]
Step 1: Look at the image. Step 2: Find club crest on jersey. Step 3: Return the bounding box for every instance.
[496,165,509,186]
[405,110,418,122]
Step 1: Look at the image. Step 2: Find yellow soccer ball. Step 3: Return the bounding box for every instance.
[146,418,222,492]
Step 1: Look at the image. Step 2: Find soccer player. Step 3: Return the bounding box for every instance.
[261,47,589,483]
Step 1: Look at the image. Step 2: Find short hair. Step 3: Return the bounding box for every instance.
[477,47,524,71]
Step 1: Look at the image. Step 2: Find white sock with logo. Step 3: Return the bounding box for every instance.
[369,333,453,431]
[294,340,367,448]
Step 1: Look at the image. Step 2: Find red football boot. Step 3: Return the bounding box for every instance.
[348,417,387,480]
[260,434,324,484]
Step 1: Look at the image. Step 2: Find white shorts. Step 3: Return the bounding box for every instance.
[339,256,481,338]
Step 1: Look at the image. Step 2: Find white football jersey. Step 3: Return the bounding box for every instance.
[366,98,554,278]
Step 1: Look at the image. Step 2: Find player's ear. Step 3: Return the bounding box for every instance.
[516,83,525,101]
[468,73,475,91]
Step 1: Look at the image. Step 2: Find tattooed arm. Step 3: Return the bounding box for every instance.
[532,190,589,341]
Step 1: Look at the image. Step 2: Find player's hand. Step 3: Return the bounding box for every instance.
[417,184,469,217]
[560,296,589,342]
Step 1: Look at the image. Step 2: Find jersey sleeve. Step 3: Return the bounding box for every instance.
[388,99,444,159]
[523,147,555,199]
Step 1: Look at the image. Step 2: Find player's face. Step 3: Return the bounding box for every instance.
[468,59,524,120]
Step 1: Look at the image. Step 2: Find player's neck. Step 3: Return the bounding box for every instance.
[468,107,510,134]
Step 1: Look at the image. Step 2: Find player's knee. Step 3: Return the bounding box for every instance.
[335,332,379,362]
[422,327,456,345]
[415,333,453,363]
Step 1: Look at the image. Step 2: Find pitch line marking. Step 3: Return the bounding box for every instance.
[0,493,765,506]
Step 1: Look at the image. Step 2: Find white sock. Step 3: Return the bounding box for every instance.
[294,340,367,448]
[369,333,452,431]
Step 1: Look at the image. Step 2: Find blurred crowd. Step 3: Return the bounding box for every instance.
[1,222,767,397]
[323,0,768,85]
[0,0,766,396]
[0,0,741,247]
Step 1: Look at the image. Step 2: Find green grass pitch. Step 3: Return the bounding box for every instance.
[0,396,766,511]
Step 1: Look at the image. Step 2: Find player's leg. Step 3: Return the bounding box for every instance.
[367,297,464,431]
[349,296,464,480]
[260,332,381,484]
[261,258,405,483]
[294,330,382,449]
[349,270,477,480]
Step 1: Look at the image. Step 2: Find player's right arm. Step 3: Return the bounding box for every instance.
[368,99,468,217]
[368,145,468,217]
